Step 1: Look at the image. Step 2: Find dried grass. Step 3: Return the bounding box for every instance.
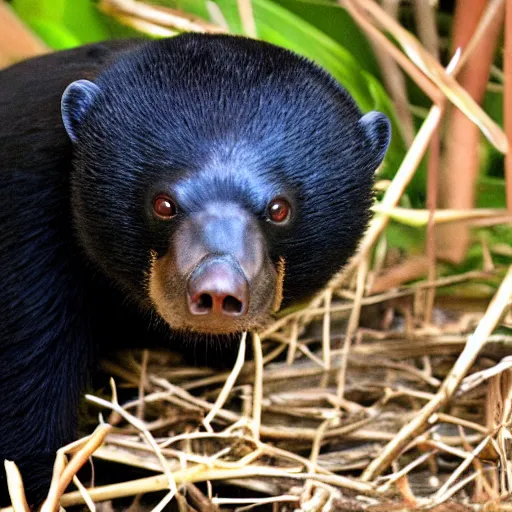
[3,260,509,511]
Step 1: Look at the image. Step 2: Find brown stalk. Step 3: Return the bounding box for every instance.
[437,0,506,263]
[425,126,440,323]
[136,349,149,420]
[369,255,429,295]
[413,0,440,59]
[414,0,440,323]
[0,2,48,69]
[506,0,512,210]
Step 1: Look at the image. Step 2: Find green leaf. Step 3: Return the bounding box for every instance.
[274,0,382,79]
[11,0,139,48]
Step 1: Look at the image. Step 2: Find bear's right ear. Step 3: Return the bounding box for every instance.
[358,111,391,171]
[61,79,100,143]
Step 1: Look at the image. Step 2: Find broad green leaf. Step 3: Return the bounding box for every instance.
[22,20,81,49]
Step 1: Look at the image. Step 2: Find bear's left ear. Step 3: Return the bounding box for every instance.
[61,79,101,143]
[358,111,391,170]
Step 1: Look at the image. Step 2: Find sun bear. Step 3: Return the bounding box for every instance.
[0,34,390,505]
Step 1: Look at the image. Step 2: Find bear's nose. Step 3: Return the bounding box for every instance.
[187,258,249,317]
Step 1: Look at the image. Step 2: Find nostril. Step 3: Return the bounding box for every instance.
[188,293,214,315]
[196,294,213,312]
[222,295,244,315]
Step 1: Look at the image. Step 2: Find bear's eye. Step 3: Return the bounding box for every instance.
[153,195,177,219]
[267,197,291,224]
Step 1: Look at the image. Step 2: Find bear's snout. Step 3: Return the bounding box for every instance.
[149,201,278,334]
[187,256,249,318]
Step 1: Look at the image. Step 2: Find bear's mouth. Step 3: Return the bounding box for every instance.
[147,251,279,336]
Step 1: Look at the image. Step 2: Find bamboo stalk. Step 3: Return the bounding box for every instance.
[437,0,505,263]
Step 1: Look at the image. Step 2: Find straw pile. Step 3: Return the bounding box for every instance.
[5,266,511,511]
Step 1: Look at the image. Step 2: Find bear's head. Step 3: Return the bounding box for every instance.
[61,34,390,336]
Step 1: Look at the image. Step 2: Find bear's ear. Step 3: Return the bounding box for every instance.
[358,111,391,170]
[61,79,100,143]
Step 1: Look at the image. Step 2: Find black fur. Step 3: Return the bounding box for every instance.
[0,34,390,505]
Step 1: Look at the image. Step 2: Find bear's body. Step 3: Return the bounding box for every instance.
[0,34,389,505]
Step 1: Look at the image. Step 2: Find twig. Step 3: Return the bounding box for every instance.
[203,332,247,431]
[251,333,263,439]
[72,476,96,512]
[431,471,481,506]
[309,420,331,467]
[237,0,257,38]
[212,495,298,507]
[86,381,177,496]
[4,462,29,512]
[336,257,368,401]
[99,0,224,33]
[457,356,512,395]
[376,451,434,493]
[431,433,490,506]
[137,349,149,420]
[321,289,332,386]
[286,319,299,365]
[41,424,112,512]
[58,465,375,508]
